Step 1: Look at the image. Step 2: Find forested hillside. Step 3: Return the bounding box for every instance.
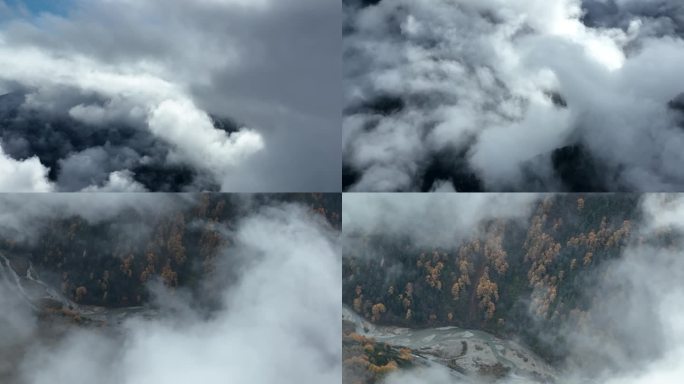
[1,194,340,309]
[343,195,641,363]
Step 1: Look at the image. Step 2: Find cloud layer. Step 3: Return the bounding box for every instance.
[343,0,684,192]
[0,0,340,192]
[0,196,341,384]
[343,193,538,248]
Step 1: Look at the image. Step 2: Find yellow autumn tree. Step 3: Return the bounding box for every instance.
[476,268,499,320]
[369,361,398,375]
[371,303,386,322]
[161,263,178,287]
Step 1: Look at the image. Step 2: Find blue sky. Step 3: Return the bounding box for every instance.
[4,0,73,16]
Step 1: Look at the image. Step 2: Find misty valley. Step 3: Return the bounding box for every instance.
[342,194,684,384]
[0,194,341,384]
[0,251,157,382]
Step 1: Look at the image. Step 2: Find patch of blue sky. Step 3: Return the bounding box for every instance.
[3,0,74,17]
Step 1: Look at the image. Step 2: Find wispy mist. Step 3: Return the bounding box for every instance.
[344,0,684,192]
[0,195,341,384]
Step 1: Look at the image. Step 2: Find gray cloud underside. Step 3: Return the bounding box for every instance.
[0,0,340,192]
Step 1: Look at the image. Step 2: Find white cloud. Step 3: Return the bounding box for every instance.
[148,99,264,173]
[383,365,458,384]
[0,194,189,243]
[343,193,538,248]
[11,203,341,384]
[0,0,339,191]
[0,145,53,192]
[0,44,264,188]
[81,170,147,192]
[344,0,684,191]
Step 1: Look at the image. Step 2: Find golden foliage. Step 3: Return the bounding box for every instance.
[398,348,413,361]
[567,217,631,251]
[423,259,444,290]
[371,303,386,322]
[161,263,178,287]
[531,283,558,317]
[484,222,509,275]
[368,361,398,374]
[349,333,368,343]
[343,355,370,367]
[140,250,157,283]
[476,268,499,320]
[451,253,472,301]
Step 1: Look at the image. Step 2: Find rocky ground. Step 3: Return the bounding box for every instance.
[343,306,557,384]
